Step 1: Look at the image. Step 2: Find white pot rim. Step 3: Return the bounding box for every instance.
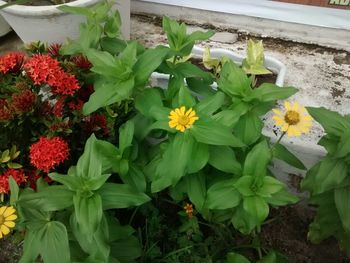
[0,0,100,17]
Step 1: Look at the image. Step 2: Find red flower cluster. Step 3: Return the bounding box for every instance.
[11,89,37,114]
[0,52,25,74]
[24,54,80,96]
[72,55,92,70]
[0,169,27,194]
[83,113,109,135]
[29,136,69,173]
[48,43,62,57]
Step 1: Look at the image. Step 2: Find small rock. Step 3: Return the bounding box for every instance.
[210,32,238,43]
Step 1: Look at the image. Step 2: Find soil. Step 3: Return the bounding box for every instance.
[260,205,349,263]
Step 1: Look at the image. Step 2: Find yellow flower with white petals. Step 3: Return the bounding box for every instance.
[272,101,312,137]
[0,206,17,239]
[168,106,199,132]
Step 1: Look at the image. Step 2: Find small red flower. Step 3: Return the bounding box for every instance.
[83,113,109,135]
[50,71,80,96]
[48,43,62,57]
[68,99,84,111]
[0,169,27,194]
[52,96,67,117]
[11,89,37,114]
[29,136,69,173]
[24,54,61,85]
[0,52,25,74]
[72,55,92,70]
[79,84,94,102]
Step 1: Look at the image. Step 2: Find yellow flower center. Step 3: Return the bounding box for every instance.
[0,215,4,225]
[178,115,190,126]
[284,110,300,125]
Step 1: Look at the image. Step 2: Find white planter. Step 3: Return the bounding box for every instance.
[0,14,11,37]
[0,0,130,44]
[152,45,287,88]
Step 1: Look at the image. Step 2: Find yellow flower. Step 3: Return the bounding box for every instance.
[0,206,17,239]
[168,106,199,132]
[272,101,312,137]
[184,203,194,219]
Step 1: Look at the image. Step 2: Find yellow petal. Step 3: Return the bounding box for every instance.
[0,225,10,235]
[272,109,283,116]
[284,101,291,111]
[0,206,6,216]
[281,123,289,132]
[0,230,3,239]
[185,108,193,116]
[5,214,17,221]
[272,116,285,126]
[169,121,177,128]
[292,102,300,111]
[180,106,186,115]
[4,221,15,228]
[3,207,15,217]
[175,108,181,115]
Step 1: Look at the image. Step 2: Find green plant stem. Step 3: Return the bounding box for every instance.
[271,131,286,153]
[128,206,140,225]
[162,245,193,260]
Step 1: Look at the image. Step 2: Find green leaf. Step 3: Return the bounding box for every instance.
[185,173,207,212]
[94,139,120,173]
[98,183,150,209]
[208,146,242,175]
[187,142,209,174]
[206,179,241,209]
[301,157,348,194]
[119,120,134,154]
[187,30,215,43]
[40,221,70,263]
[231,204,259,234]
[242,39,271,76]
[152,133,195,192]
[307,107,350,137]
[133,46,169,86]
[8,176,19,205]
[196,91,225,116]
[191,119,245,147]
[19,229,42,263]
[233,111,263,145]
[218,61,251,97]
[245,84,298,102]
[243,195,269,223]
[77,134,102,178]
[234,175,255,196]
[58,4,93,17]
[83,78,135,115]
[257,176,285,197]
[49,173,83,190]
[334,131,350,158]
[135,88,164,118]
[177,85,196,108]
[243,140,271,177]
[227,252,251,263]
[272,143,306,170]
[110,236,142,262]
[73,193,103,238]
[104,11,121,38]
[265,189,299,206]
[334,186,350,233]
[19,185,74,211]
[123,164,147,192]
[85,49,122,78]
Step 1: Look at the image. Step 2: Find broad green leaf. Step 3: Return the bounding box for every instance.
[227,252,251,263]
[231,204,259,234]
[85,49,122,78]
[98,183,150,209]
[187,142,209,174]
[257,176,285,197]
[245,84,297,102]
[265,189,299,206]
[243,140,271,177]
[233,111,263,145]
[83,78,135,115]
[206,179,241,209]
[177,85,196,108]
[73,193,103,238]
[110,236,142,262]
[119,120,134,154]
[302,158,348,194]
[191,119,245,147]
[196,91,225,116]
[40,221,70,263]
[318,134,339,155]
[334,186,350,233]
[242,39,271,76]
[77,134,102,178]
[208,146,242,175]
[272,143,306,170]
[234,175,255,196]
[104,11,121,38]
[243,195,269,223]
[334,131,350,158]
[135,88,164,118]
[307,107,350,137]
[19,229,42,263]
[187,30,215,43]
[123,164,147,192]
[49,173,83,190]
[185,173,207,212]
[218,61,251,97]
[19,185,74,211]
[173,62,213,83]
[133,46,169,86]
[152,133,194,192]
[94,139,121,173]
